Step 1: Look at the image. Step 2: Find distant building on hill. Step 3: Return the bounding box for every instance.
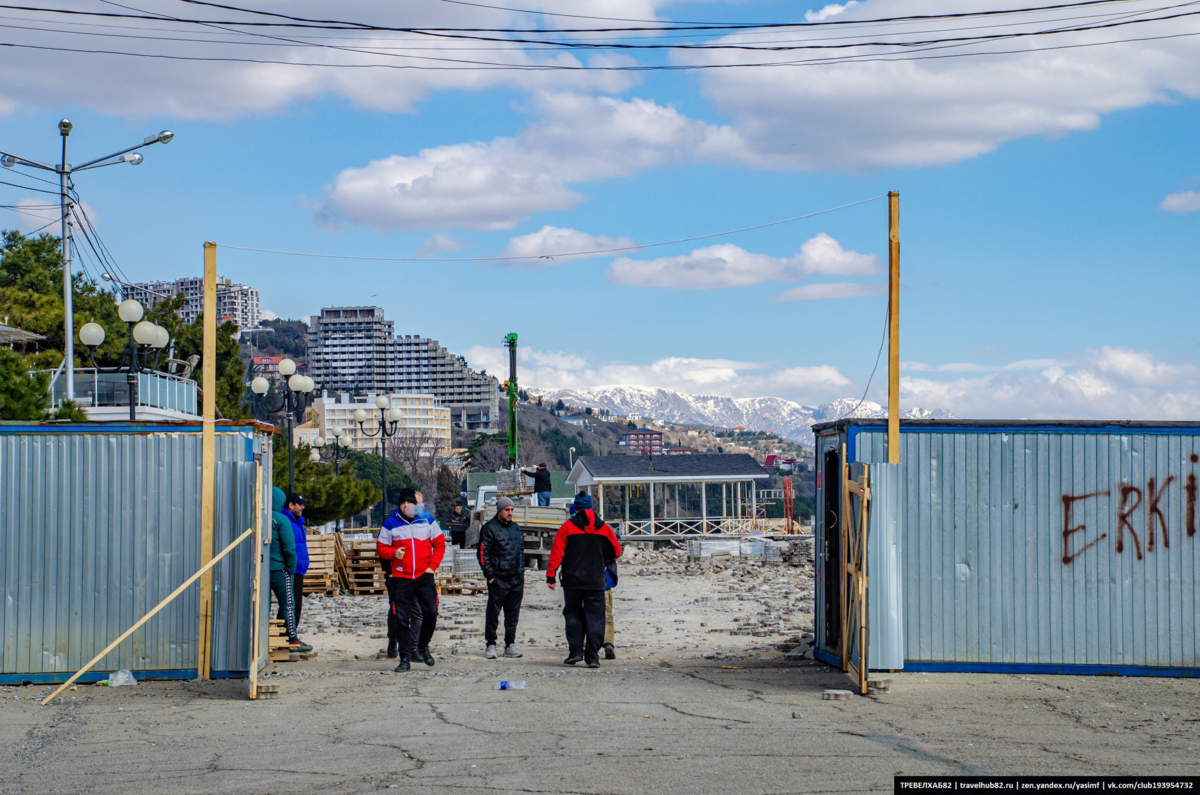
[126,275,261,330]
[620,428,664,455]
[666,446,697,455]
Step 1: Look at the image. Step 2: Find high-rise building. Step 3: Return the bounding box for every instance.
[307,306,499,431]
[306,306,393,392]
[125,276,261,330]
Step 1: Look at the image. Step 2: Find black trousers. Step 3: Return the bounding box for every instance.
[388,573,439,655]
[485,576,524,647]
[291,574,304,627]
[384,573,400,643]
[270,570,297,642]
[562,588,606,664]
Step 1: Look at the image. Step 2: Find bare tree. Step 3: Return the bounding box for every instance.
[386,427,447,510]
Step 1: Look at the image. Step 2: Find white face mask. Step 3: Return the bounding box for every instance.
[400,504,417,520]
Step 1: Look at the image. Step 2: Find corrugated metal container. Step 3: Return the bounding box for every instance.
[0,422,273,683]
[814,420,1200,676]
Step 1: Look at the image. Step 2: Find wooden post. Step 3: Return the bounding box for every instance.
[649,482,655,535]
[624,485,629,532]
[887,191,900,465]
[248,461,263,700]
[198,241,217,680]
[42,527,254,706]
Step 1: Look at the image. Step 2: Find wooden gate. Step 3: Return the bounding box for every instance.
[840,452,871,695]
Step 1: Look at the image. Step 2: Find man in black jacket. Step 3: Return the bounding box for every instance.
[521,463,553,507]
[478,496,525,659]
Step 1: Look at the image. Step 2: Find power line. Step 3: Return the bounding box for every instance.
[216,195,887,263]
[838,301,890,421]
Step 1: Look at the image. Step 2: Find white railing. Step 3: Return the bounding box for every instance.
[616,517,809,537]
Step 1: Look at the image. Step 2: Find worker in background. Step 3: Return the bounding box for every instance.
[447,503,470,549]
[269,487,311,653]
[521,462,553,507]
[379,488,446,672]
[282,492,310,634]
[546,492,622,668]
[478,496,525,660]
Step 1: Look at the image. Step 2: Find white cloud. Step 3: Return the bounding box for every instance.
[769,282,884,301]
[0,1,642,119]
[8,197,98,235]
[469,342,1200,421]
[415,232,468,257]
[609,233,879,289]
[806,2,858,22]
[500,225,639,266]
[901,347,1200,419]
[680,0,1200,171]
[465,344,853,405]
[261,309,280,321]
[1160,191,1200,214]
[316,92,743,231]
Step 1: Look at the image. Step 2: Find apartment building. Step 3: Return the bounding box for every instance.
[620,428,665,456]
[307,306,499,431]
[126,276,261,330]
[309,393,452,454]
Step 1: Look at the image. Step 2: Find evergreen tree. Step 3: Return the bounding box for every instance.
[272,438,379,526]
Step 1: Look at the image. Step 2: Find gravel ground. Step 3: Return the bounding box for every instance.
[3,545,1199,794]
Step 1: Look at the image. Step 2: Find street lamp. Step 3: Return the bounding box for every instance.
[249,357,314,492]
[77,299,171,421]
[312,427,352,530]
[1,120,174,401]
[356,395,402,523]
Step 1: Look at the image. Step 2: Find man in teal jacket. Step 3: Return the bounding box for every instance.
[269,487,311,652]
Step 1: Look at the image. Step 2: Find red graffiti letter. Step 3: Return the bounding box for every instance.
[1146,476,1174,552]
[1187,474,1196,538]
[1062,491,1109,565]
[1117,485,1143,560]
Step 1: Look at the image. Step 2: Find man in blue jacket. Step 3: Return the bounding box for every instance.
[282,492,310,631]
[269,487,311,652]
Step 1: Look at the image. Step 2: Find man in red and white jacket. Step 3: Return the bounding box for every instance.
[378,488,446,672]
[547,492,622,668]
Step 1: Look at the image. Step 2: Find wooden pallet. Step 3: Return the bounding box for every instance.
[267,619,292,662]
[438,576,487,596]
[303,533,339,596]
[342,540,389,596]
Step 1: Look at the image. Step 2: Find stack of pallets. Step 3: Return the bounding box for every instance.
[340,540,388,596]
[267,619,292,662]
[302,532,339,596]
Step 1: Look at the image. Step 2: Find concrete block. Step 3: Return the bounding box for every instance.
[822,689,853,700]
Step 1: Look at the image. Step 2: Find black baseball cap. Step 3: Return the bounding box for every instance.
[286,492,308,506]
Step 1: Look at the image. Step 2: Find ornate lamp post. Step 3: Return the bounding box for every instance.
[248,357,314,492]
[78,299,171,422]
[355,395,402,523]
[311,426,352,530]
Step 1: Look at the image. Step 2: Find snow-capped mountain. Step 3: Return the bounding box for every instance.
[528,385,953,446]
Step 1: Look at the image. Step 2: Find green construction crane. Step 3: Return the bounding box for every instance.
[503,332,519,467]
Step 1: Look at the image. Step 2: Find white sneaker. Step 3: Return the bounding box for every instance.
[485,644,498,659]
[503,645,523,658]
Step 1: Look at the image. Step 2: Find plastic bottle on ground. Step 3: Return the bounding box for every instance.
[491,680,525,690]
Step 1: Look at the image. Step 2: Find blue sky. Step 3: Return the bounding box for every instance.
[1,0,1198,418]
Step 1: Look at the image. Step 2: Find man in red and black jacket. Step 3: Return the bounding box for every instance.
[378,488,446,672]
[547,492,622,668]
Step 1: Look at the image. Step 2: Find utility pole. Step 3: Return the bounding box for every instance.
[504,333,519,468]
[0,120,173,400]
[887,191,900,465]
